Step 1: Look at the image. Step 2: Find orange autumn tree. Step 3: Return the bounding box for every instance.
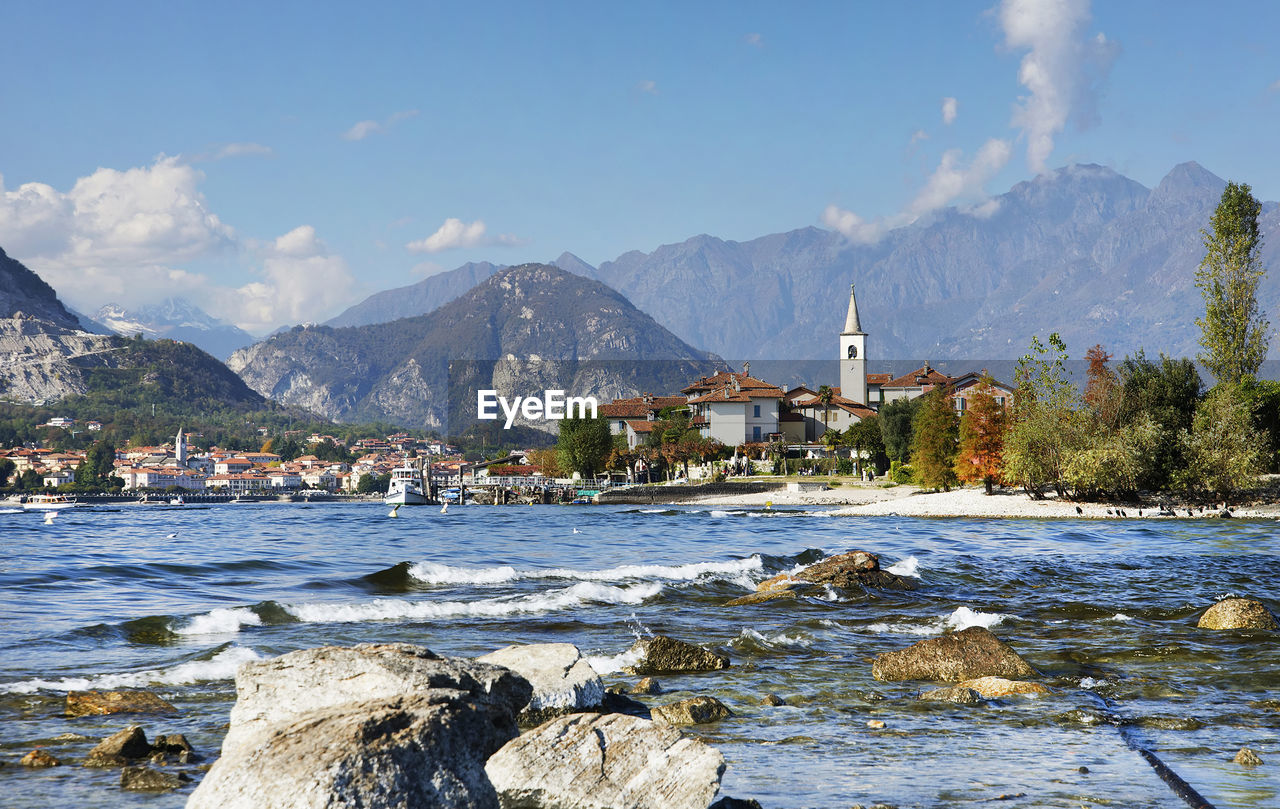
[954,373,1008,495]
[1082,344,1122,429]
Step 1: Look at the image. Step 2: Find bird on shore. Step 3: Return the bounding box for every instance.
[1138,509,1143,517]
[1105,509,1113,516]
[1075,506,1083,515]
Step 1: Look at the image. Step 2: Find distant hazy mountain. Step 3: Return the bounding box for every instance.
[0,248,264,407]
[231,264,723,430]
[323,253,598,329]
[94,297,253,360]
[590,162,1280,364]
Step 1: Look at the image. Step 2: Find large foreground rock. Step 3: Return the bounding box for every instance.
[796,550,916,591]
[477,643,603,723]
[1197,598,1279,630]
[623,635,730,675]
[222,643,531,751]
[872,627,1037,682]
[189,695,513,809]
[485,713,725,809]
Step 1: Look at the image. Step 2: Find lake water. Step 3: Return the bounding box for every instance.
[1,502,1277,808]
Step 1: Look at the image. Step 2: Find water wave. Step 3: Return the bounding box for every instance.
[865,606,1010,636]
[885,556,921,578]
[406,556,763,587]
[283,581,663,628]
[733,627,817,650]
[0,645,261,694]
[175,607,264,636]
[585,646,645,676]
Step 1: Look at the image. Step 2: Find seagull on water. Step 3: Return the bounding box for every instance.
[440,502,448,514]
[388,504,401,518]
[166,533,177,538]
[572,528,581,534]
[43,511,57,525]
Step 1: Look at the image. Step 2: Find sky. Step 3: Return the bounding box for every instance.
[2,0,1279,335]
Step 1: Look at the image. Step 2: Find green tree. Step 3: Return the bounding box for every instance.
[1062,414,1160,500]
[846,416,887,476]
[954,375,1006,495]
[1116,350,1201,489]
[557,414,612,478]
[0,457,14,489]
[816,384,834,438]
[75,440,117,487]
[1195,181,1270,384]
[879,397,919,463]
[1238,377,1280,472]
[1178,384,1264,501]
[910,387,959,491]
[1003,333,1083,498]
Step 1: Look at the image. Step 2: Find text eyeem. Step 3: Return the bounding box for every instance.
[477,389,599,429]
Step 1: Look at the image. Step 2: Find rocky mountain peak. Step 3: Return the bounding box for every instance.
[0,246,81,329]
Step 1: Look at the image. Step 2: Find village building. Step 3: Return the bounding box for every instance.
[683,370,784,445]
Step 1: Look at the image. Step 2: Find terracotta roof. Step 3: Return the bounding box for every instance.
[599,395,687,418]
[866,373,892,385]
[626,420,660,433]
[881,366,956,389]
[687,383,784,404]
[681,372,782,396]
[783,386,817,403]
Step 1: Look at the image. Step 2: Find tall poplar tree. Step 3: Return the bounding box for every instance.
[910,386,959,491]
[1196,181,1270,384]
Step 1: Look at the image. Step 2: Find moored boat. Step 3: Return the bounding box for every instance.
[384,460,432,506]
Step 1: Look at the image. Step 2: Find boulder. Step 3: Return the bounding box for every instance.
[121,765,190,791]
[477,643,603,724]
[795,550,916,591]
[651,696,734,726]
[188,694,515,809]
[756,573,812,592]
[20,749,60,767]
[724,590,797,607]
[623,635,730,675]
[600,690,652,719]
[65,689,177,717]
[222,643,531,751]
[84,726,152,767]
[956,676,1052,698]
[151,732,198,763]
[761,693,786,707]
[872,626,1037,682]
[1234,747,1263,766]
[485,713,725,809]
[710,799,763,809]
[917,686,984,706]
[631,677,663,695]
[1197,598,1279,630]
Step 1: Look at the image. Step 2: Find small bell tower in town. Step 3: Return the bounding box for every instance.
[839,283,867,405]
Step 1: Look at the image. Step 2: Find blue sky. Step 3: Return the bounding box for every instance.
[2,1,1278,333]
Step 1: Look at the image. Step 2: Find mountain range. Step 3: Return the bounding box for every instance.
[94,298,255,360]
[230,264,724,430]
[328,162,1280,366]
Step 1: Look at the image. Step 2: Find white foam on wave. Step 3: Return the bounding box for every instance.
[885,556,921,578]
[285,581,664,626]
[735,627,815,650]
[639,508,668,514]
[584,646,645,676]
[408,562,519,585]
[709,510,743,518]
[1104,613,1133,622]
[407,557,763,587]
[175,607,263,636]
[0,645,262,694]
[0,508,23,514]
[865,606,1010,636]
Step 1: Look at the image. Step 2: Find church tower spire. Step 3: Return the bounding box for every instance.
[839,283,867,405]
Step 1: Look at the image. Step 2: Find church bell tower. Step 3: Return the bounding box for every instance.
[839,284,867,405]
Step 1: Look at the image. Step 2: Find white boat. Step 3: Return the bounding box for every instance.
[23,494,77,510]
[385,460,431,506]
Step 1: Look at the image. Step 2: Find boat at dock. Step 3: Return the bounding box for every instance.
[384,460,432,506]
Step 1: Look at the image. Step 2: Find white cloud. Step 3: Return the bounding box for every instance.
[341,109,420,141]
[405,218,523,253]
[744,33,763,47]
[218,225,356,333]
[192,142,274,161]
[942,97,958,125]
[637,80,659,95]
[1000,0,1118,172]
[822,139,1011,244]
[909,129,929,145]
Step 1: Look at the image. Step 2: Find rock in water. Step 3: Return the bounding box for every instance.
[917,686,984,706]
[121,765,189,791]
[724,590,798,607]
[623,635,730,675]
[1234,747,1263,766]
[65,689,177,717]
[84,726,152,767]
[189,695,512,809]
[871,626,1037,682]
[485,713,725,809]
[20,749,60,767]
[651,696,734,726]
[631,677,663,695]
[795,550,916,590]
[477,643,603,724]
[955,676,1052,698]
[1197,598,1279,630]
[221,643,531,751]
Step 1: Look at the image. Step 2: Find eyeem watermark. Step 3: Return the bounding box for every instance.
[477,389,599,429]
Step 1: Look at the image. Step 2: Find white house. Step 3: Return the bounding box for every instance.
[684,371,783,446]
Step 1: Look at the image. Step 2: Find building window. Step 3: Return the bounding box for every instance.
[954,397,966,411]
[753,426,762,442]
[996,396,1005,406]
[753,404,760,418]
